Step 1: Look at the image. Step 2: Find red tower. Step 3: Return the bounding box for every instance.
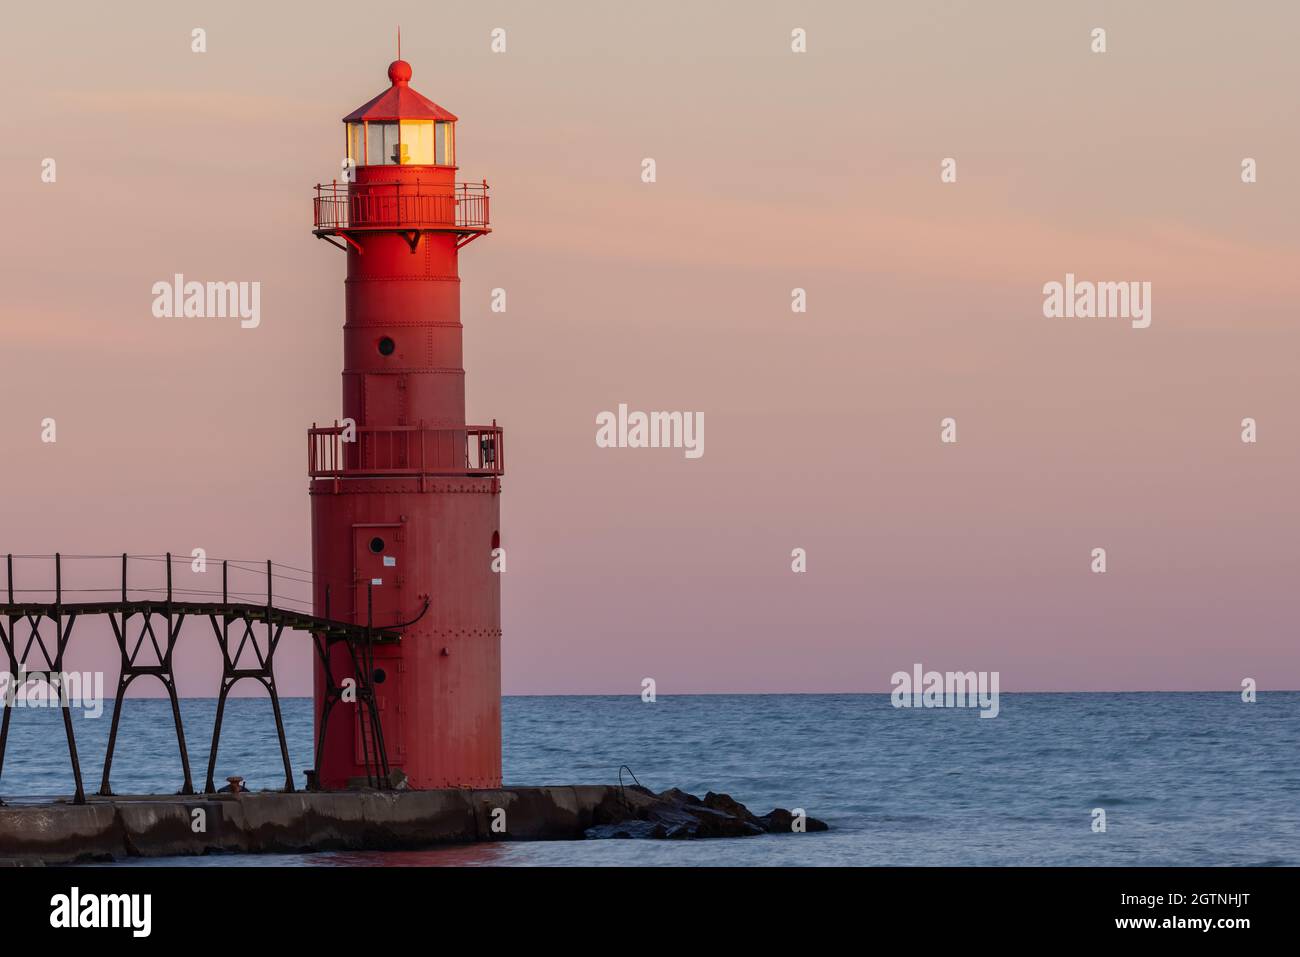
[308,58,502,790]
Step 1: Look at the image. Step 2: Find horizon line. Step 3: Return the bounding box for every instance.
[99,688,1300,700]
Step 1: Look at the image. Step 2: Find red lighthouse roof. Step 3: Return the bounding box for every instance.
[342,60,458,123]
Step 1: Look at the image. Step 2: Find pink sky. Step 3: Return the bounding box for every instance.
[2,1,1298,694]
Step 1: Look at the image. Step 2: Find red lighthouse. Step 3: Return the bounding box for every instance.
[308,58,502,790]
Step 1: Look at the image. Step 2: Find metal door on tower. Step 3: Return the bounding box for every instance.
[353,523,404,627]
[362,372,408,423]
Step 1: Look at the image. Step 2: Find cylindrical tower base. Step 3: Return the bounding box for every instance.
[311,475,502,790]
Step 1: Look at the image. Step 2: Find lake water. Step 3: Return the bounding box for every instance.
[2,693,1296,865]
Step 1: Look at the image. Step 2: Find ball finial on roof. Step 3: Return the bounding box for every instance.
[387,59,412,86]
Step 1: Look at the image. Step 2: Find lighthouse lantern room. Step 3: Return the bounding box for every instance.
[343,60,456,167]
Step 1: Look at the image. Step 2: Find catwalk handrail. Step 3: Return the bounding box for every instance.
[0,598,403,638]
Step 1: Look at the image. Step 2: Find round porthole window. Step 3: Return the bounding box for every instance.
[378,337,396,356]
[369,536,385,554]
[372,667,387,685]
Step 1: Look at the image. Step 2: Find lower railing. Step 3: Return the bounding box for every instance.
[308,422,503,479]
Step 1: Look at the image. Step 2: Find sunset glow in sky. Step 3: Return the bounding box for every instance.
[3,1,1298,695]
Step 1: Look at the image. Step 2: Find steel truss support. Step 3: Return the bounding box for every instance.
[203,561,294,794]
[0,554,86,804]
[100,553,193,796]
[309,583,391,790]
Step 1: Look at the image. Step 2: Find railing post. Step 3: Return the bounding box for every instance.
[54,552,61,605]
[166,552,172,603]
[333,419,341,495]
[121,553,127,603]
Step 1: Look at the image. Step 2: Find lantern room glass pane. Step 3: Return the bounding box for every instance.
[398,121,435,164]
[347,123,365,165]
[435,122,454,165]
[366,122,400,165]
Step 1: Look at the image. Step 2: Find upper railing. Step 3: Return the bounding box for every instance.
[308,422,503,482]
[313,181,489,231]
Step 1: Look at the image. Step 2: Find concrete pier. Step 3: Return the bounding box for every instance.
[0,786,826,864]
